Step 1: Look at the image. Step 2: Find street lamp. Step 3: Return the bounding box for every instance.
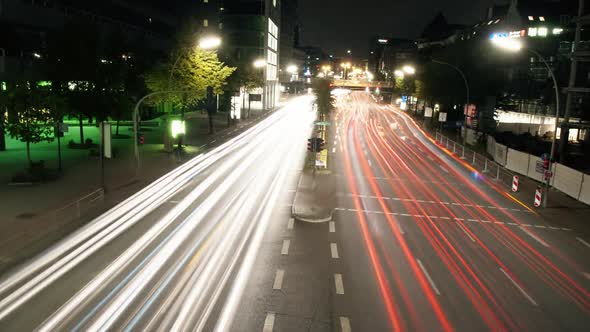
[491,37,559,207]
[402,65,416,75]
[253,58,267,68]
[198,35,222,50]
[286,64,298,74]
[394,70,405,78]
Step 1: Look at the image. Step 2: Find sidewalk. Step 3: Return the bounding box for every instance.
[0,103,285,274]
[291,170,337,223]
[407,112,590,237]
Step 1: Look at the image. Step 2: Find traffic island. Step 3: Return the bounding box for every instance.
[291,169,336,223]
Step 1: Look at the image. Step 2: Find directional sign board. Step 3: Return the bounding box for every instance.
[438,112,447,122]
[535,160,544,174]
[424,107,433,118]
[314,121,331,126]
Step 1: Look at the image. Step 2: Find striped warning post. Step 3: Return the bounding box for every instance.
[534,187,542,208]
[512,175,519,192]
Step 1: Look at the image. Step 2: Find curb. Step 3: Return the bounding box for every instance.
[292,210,334,223]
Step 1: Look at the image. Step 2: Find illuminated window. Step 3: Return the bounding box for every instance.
[528,16,534,21]
[538,27,548,37]
[539,16,545,21]
[203,0,208,2]
[553,28,563,35]
[528,27,538,37]
[203,19,208,27]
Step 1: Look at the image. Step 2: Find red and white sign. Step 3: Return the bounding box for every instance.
[534,187,542,207]
[512,175,519,192]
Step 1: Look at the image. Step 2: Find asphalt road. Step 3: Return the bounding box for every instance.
[226,91,590,331]
[0,96,316,331]
[1,91,589,332]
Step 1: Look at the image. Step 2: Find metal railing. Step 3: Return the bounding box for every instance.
[434,132,518,190]
[52,188,105,223]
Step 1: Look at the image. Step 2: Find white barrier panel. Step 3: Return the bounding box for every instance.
[486,136,496,157]
[527,157,544,182]
[578,174,590,205]
[494,143,508,166]
[553,163,584,200]
[506,148,529,176]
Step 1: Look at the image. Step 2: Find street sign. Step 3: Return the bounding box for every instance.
[438,112,447,122]
[424,107,433,118]
[314,121,331,126]
[535,160,544,174]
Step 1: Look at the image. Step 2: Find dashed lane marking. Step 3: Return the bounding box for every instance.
[457,223,476,242]
[417,259,440,295]
[439,166,449,173]
[281,240,290,255]
[331,243,340,259]
[576,237,590,249]
[338,193,532,213]
[334,274,345,294]
[287,218,294,230]
[333,208,569,232]
[340,317,352,332]
[520,227,550,248]
[500,268,538,306]
[273,270,284,290]
[329,221,336,233]
[263,312,275,332]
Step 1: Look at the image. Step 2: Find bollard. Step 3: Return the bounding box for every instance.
[512,175,519,192]
[534,186,542,207]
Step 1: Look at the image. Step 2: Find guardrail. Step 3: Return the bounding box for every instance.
[52,188,105,222]
[434,132,518,190]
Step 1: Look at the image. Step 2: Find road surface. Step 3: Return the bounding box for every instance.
[1,92,589,331]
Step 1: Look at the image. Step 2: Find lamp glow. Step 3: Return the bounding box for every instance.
[198,36,222,50]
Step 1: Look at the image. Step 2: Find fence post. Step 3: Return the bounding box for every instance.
[446,137,450,149]
[495,165,500,181]
[461,145,466,159]
[483,159,489,173]
[472,152,476,165]
[453,142,456,153]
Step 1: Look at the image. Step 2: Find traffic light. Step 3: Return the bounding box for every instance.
[307,138,315,152]
[315,138,325,152]
[543,157,550,170]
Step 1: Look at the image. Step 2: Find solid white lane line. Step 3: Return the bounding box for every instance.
[457,223,476,242]
[329,221,336,233]
[500,268,538,306]
[273,270,284,290]
[287,218,294,230]
[340,317,352,332]
[416,259,440,295]
[439,165,449,173]
[263,312,275,332]
[331,243,340,259]
[397,220,405,235]
[520,227,550,248]
[576,237,590,248]
[281,240,290,255]
[168,200,180,204]
[334,274,345,294]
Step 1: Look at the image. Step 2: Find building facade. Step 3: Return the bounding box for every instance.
[222,0,281,110]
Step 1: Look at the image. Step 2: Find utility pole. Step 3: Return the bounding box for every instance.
[559,0,585,163]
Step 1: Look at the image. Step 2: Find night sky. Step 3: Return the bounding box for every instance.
[299,0,501,57]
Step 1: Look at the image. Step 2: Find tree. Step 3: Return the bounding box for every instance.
[2,84,57,165]
[145,46,235,134]
[312,78,335,117]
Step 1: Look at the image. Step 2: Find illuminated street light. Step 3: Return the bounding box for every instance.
[286,64,298,74]
[198,35,222,50]
[402,65,416,75]
[394,70,405,78]
[491,39,558,208]
[253,58,267,68]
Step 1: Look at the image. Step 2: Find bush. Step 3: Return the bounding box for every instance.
[68,138,97,149]
[10,161,59,183]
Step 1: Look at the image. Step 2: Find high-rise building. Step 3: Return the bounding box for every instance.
[222,0,281,110]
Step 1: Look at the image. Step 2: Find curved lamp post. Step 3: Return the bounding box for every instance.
[491,37,559,207]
